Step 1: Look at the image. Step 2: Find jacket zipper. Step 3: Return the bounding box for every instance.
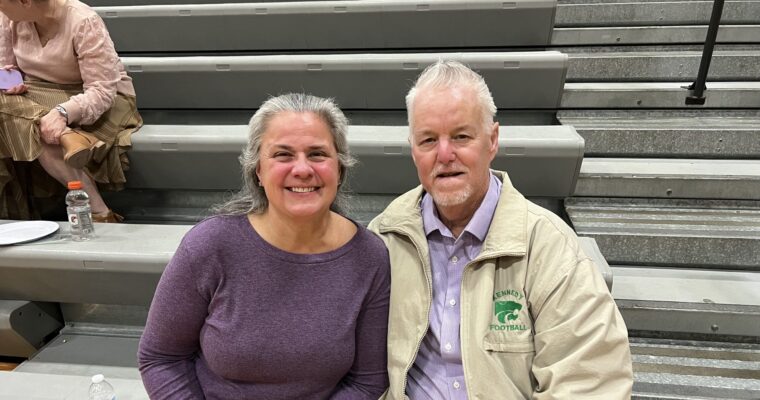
[383,227,433,400]
[385,225,522,399]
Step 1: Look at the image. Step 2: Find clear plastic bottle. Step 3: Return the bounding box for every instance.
[66,181,94,241]
[88,374,116,400]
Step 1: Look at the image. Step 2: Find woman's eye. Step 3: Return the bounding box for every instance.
[273,152,291,158]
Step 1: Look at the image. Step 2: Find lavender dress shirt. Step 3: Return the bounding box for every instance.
[407,174,502,399]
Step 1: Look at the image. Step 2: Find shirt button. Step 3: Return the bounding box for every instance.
[444,342,452,351]
[453,380,461,389]
[449,299,457,307]
[451,256,458,263]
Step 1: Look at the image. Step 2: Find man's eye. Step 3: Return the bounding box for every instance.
[419,138,435,146]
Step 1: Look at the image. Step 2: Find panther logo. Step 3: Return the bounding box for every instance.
[494,300,522,323]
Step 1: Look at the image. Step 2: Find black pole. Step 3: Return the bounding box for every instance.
[686,0,725,105]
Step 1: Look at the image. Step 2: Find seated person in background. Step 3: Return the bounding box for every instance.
[369,61,633,399]
[0,0,142,222]
[138,93,391,399]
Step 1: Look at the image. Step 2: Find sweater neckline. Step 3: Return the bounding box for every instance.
[238,214,363,265]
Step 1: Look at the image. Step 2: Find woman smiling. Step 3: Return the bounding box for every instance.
[138,94,390,400]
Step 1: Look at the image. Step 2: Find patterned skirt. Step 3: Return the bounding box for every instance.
[0,80,142,219]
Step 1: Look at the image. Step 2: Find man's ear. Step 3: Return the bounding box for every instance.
[489,121,499,155]
[409,132,419,165]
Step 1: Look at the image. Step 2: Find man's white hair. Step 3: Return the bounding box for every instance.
[405,60,497,133]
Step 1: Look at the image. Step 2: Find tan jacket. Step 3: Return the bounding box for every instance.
[369,171,633,399]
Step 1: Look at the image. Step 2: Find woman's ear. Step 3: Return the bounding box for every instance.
[255,166,263,187]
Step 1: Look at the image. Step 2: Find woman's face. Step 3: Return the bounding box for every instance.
[256,111,341,221]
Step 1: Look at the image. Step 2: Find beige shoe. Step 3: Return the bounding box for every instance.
[60,130,105,169]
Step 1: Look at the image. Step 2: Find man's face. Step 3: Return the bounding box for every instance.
[409,85,498,211]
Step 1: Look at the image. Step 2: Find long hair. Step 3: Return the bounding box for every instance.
[213,93,356,216]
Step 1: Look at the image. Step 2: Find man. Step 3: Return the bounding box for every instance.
[368,61,633,399]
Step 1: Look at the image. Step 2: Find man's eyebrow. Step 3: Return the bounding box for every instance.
[412,125,475,136]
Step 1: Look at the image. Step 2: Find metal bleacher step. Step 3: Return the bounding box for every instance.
[555,0,760,27]
[563,47,760,82]
[88,0,312,4]
[0,221,188,306]
[575,158,760,199]
[125,124,582,195]
[558,110,760,158]
[551,25,760,46]
[561,81,760,108]
[123,52,567,110]
[630,337,760,400]
[565,197,760,269]
[103,124,581,223]
[97,0,555,53]
[0,371,148,399]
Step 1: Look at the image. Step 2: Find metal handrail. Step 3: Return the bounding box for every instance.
[685,0,726,105]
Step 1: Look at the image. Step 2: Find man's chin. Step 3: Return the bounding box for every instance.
[430,189,471,208]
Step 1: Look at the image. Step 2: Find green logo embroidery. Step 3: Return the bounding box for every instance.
[495,300,522,323]
[490,289,528,332]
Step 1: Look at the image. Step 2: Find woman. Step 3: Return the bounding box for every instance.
[138,94,390,399]
[0,0,142,221]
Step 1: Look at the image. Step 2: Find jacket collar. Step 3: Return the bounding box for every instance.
[376,170,528,258]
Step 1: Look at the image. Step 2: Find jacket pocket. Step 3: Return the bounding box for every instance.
[483,332,535,353]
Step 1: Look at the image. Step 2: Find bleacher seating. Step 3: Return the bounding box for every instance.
[122,52,567,109]
[126,125,583,194]
[97,1,556,52]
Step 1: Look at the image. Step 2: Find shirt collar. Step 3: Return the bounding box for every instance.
[421,172,502,241]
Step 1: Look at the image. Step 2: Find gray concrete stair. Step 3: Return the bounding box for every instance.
[555,0,760,27]
[558,110,760,158]
[630,338,760,400]
[574,158,760,199]
[564,48,760,82]
[561,82,760,108]
[566,197,760,269]
[552,25,760,46]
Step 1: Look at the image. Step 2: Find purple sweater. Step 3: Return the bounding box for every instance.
[138,215,390,399]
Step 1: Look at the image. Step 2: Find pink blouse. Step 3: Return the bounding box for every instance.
[0,0,135,125]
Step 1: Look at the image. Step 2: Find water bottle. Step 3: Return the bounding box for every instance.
[66,181,94,241]
[88,374,116,400]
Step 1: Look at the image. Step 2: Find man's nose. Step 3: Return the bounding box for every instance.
[436,139,456,164]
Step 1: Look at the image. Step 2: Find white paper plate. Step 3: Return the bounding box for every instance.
[0,221,60,245]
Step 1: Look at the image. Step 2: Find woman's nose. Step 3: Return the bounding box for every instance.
[291,155,314,177]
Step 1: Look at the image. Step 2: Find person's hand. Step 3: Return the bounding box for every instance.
[1,65,27,95]
[39,109,68,145]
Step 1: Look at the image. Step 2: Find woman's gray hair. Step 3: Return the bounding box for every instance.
[213,93,356,216]
[406,60,497,133]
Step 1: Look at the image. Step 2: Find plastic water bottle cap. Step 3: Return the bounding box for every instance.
[68,181,83,190]
[91,374,104,384]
